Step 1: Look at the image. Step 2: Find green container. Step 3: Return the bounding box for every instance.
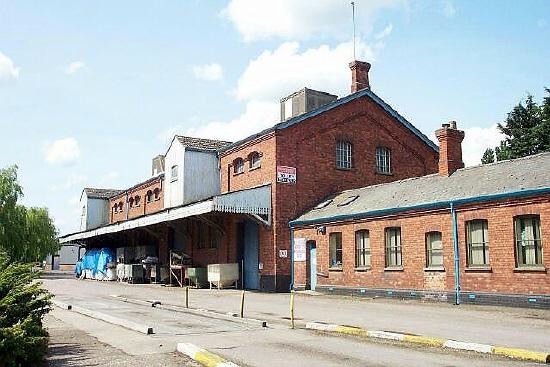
[187,267,207,288]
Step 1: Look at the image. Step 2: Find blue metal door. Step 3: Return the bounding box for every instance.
[308,242,317,291]
[244,221,259,290]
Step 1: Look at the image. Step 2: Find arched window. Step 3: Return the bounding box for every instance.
[135,195,141,207]
[153,188,160,200]
[146,190,153,203]
[113,204,118,213]
[248,152,261,169]
[118,202,123,212]
[128,197,134,208]
[376,147,391,174]
[233,158,244,174]
[336,140,353,169]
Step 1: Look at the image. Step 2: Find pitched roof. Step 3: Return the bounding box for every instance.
[110,174,165,199]
[83,188,123,199]
[291,152,550,226]
[175,136,232,151]
[221,87,439,153]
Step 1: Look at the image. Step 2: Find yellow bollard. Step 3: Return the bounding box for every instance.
[290,292,295,329]
[240,290,245,318]
[185,286,189,308]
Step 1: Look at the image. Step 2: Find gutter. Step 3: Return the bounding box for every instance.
[450,202,460,305]
[289,227,295,291]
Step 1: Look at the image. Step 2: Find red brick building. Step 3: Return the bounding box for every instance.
[290,124,550,308]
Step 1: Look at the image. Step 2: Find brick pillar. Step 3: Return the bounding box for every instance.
[349,60,371,93]
[435,121,465,176]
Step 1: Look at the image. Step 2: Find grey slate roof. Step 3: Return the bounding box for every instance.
[221,87,439,153]
[84,188,123,199]
[291,152,550,226]
[176,136,232,151]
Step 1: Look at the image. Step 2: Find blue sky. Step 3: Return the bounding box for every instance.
[0,0,548,234]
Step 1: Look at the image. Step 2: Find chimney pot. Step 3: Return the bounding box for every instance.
[349,60,371,93]
[449,120,457,129]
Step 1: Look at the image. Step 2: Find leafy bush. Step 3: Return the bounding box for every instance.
[0,254,52,367]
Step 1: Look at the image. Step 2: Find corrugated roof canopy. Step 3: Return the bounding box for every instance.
[291,152,550,226]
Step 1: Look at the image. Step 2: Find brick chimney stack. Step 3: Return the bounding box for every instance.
[435,121,465,176]
[349,60,371,93]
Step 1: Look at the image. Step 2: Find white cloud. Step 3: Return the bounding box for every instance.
[193,63,223,81]
[375,23,393,40]
[44,137,81,165]
[65,61,86,75]
[222,0,404,42]
[236,41,375,103]
[442,1,456,18]
[0,51,20,80]
[461,124,503,166]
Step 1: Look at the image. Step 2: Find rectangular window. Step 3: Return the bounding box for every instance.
[466,220,489,266]
[385,227,402,267]
[171,165,178,181]
[336,141,353,169]
[426,232,443,267]
[376,147,391,174]
[355,230,371,268]
[515,216,543,266]
[209,228,220,249]
[329,232,343,269]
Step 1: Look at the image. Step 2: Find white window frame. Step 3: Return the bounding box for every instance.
[329,232,343,269]
[234,158,244,174]
[355,230,371,268]
[466,219,490,266]
[336,141,353,169]
[426,231,443,268]
[515,215,543,267]
[376,147,392,174]
[385,227,402,267]
[171,165,178,182]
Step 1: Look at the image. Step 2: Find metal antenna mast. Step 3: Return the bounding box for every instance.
[351,1,356,60]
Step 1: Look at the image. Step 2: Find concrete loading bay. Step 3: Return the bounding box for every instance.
[43,274,550,366]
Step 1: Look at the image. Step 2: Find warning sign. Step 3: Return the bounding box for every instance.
[277,166,296,184]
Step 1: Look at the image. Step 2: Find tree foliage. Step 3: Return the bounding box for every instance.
[482,89,550,163]
[481,148,495,164]
[0,254,52,366]
[0,166,59,262]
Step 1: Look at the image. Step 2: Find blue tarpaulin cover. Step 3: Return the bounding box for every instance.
[76,248,115,277]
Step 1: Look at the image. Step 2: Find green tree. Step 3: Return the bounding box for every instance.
[483,89,550,163]
[0,165,59,262]
[481,148,495,164]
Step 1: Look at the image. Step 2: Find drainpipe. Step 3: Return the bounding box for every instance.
[289,227,295,292]
[450,202,460,305]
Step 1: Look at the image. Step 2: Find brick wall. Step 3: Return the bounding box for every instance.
[109,177,164,223]
[292,195,550,297]
[219,94,439,289]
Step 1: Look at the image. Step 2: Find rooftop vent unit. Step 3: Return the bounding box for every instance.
[280,88,338,122]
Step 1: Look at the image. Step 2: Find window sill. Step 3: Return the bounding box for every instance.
[233,172,244,176]
[154,198,161,201]
[170,178,178,183]
[336,167,354,171]
[424,266,445,272]
[328,267,343,272]
[354,266,371,272]
[384,266,404,272]
[465,266,492,273]
[249,166,261,171]
[513,267,547,273]
[376,170,393,176]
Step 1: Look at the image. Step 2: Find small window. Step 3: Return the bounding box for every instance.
[426,231,443,267]
[314,199,333,209]
[466,220,489,266]
[376,147,391,174]
[337,195,359,207]
[233,158,244,174]
[113,204,118,213]
[171,165,178,181]
[515,216,543,266]
[336,140,353,169]
[135,196,140,207]
[385,227,402,267]
[146,190,153,203]
[210,228,220,249]
[118,202,123,212]
[355,230,371,268]
[153,188,160,200]
[249,152,261,169]
[329,232,343,269]
[128,197,134,208]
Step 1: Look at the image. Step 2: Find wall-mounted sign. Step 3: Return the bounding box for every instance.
[277,166,296,184]
[294,238,306,262]
[279,249,288,258]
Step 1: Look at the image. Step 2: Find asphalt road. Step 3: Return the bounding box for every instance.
[43,275,547,366]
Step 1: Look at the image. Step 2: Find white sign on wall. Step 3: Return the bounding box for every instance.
[279,249,288,258]
[277,166,297,184]
[294,237,306,262]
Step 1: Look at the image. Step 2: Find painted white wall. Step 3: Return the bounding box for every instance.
[164,138,185,208]
[184,150,221,204]
[80,191,110,231]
